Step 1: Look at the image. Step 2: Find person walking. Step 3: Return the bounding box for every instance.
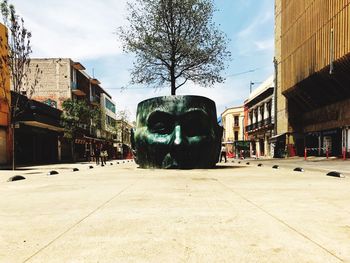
[101,144,108,166]
[220,144,227,163]
[94,143,101,165]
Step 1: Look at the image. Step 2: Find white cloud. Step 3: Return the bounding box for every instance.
[237,11,273,38]
[234,1,274,56]
[7,0,274,121]
[254,38,274,51]
[11,0,132,59]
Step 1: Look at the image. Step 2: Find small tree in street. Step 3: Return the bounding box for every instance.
[61,99,101,162]
[0,0,41,169]
[116,109,130,145]
[119,0,230,95]
[115,109,131,158]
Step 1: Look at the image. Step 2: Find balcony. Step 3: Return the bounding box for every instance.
[90,78,101,85]
[263,116,272,126]
[90,95,100,105]
[246,117,273,133]
[71,82,86,96]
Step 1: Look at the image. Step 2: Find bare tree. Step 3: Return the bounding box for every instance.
[119,0,230,95]
[115,109,131,158]
[0,0,40,169]
[116,109,130,146]
[61,99,101,162]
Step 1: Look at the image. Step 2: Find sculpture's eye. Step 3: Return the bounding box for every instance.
[182,110,210,137]
[147,111,174,135]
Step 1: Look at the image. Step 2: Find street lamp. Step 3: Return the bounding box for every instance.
[249,81,262,93]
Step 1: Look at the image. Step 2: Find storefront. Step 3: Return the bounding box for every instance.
[233,140,250,158]
[305,128,342,157]
[14,93,63,165]
[269,133,286,158]
[15,124,61,164]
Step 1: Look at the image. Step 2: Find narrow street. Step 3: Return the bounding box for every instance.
[1,159,349,262]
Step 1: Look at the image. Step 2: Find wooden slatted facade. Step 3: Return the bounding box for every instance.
[281,0,350,93]
[276,0,350,157]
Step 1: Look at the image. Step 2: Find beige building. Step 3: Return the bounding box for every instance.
[245,76,275,158]
[24,58,102,110]
[221,106,244,157]
[100,92,117,140]
[23,58,117,161]
[275,0,350,157]
[116,119,133,159]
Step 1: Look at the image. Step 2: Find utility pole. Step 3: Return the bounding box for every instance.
[273,57,278,136]
[250,81,262,93]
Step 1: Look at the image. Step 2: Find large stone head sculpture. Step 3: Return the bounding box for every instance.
[131,95,223,169]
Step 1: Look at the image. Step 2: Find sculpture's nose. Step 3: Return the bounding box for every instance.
[173,125,183,146]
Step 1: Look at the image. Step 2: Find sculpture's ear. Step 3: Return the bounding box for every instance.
[217,125,223,141]
[130,128,135,150]
[215,125,224,160]
[130,128,138,163]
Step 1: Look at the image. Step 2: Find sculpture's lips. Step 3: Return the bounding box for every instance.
[161,153,180,169]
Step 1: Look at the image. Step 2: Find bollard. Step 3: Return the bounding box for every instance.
[327,171,345,178]
[304,147,307,160]
[326,148,329,159]
[343,147,346,160]
[47,170,59,176]
[8,175,26,182]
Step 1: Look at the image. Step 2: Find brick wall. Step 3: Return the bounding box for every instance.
[26,58,72,110]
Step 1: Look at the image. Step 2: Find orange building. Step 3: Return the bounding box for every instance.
[0,23,11,165]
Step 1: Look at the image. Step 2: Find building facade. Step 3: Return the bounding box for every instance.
[221,106,245,158]
[115,119,133,159]
[275,0,350,157]
[245,76,275,158]
[12,92,63,164]
[100,93,117,158]
[24,58,117,161]
[100,93,117,139]
[0,23,11,165]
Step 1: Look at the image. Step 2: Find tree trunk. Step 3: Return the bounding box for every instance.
[71,140,75,162]
[170,65,176,95]
[12,125,15,170]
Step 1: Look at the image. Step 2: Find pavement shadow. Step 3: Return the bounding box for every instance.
[214,165,247,169]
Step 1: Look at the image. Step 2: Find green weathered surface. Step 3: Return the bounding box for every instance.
[132,95,223,169]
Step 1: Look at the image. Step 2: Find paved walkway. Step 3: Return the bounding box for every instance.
[1,159,349,262]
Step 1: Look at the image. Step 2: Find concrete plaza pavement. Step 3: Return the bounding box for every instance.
[0,159,350,262]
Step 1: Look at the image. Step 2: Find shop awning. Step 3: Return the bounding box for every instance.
[269,133,286,143]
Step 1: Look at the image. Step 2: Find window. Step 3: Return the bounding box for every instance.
[267,101,272,118]
[249,112,253,124]
[260,105,264,120]
[106,115,116,127]
[105,98,116,113]
[234,116,239,127]
[234,131,239,141]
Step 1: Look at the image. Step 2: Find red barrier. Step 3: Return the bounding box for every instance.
[343,147,346,160]
[326,148,329,159]
[304,147,307,160]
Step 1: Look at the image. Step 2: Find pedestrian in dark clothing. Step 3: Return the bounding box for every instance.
[101,144,107,166]
[220,144,227,163]
[94,144,101,165]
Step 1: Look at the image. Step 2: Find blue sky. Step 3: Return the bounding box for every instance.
[9,0,274,121]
